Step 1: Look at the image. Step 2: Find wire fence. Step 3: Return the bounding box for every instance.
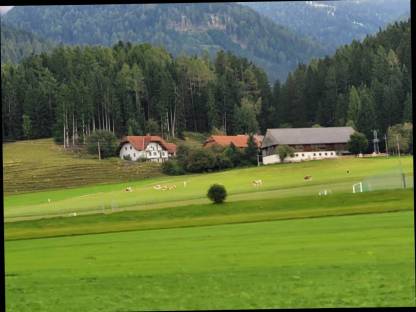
[360,167,413,192]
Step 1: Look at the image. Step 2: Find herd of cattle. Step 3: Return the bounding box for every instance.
[122,176,316,193]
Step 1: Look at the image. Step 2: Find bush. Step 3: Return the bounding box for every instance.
[186,148,216,173]
[161,160,185,175]
[207,184,227,204]
[86,130,118,158]
[347,132,368,155]
[176,144,191,167]
[123,155,132,161]
[215,153,233,170]
[276,144,295,162]
[224,142,244,167]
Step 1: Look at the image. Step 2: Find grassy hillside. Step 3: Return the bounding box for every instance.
[3,139,163,194]
[4,155,413,221]
[5,211,415,310]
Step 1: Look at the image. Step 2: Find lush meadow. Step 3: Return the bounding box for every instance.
[4,154,413,221]
[4,139,414,310]
[5,211,415,311]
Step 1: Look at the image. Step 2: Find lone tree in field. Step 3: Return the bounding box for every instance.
[276,144,295,163]
[207,184,227,204]
[347,132,368,155]
[86,130,118,159]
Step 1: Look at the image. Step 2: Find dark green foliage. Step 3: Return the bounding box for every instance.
[347,132,369,155]
[207,184,227,204]
[186,148,217,173]
[161,160,185,175]
[244,134,258,166]
[1,43,271,142]
[86,130,118,158]
[276,145,295,162]
[274,19,410,141]
[224,143,244,167]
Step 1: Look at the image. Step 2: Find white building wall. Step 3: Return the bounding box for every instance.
[119,142,170,162]
[262,150,338,165]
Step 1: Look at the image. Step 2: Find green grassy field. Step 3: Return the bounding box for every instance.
[5,211,415,311]
[4,155,413,221]
[4,139,414,310]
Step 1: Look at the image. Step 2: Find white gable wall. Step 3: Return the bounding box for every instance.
[119,143,146,161]
[119,142,170,162]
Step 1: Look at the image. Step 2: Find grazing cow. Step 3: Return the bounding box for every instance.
[168,185,176,190]
[153,184,162,190]
[69,212,77,217]
[48,198,51,203]
[347,170,350,174]
[183,181,187,188]
[161,185,168,191]
[125,186,133,192]
[304,175,312,181]
[252,179,263,187]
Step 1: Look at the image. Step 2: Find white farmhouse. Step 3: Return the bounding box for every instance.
[119,135,176,162]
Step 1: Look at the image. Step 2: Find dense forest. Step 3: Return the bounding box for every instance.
[1,22,55,64]
[1,43,271,144]
[2,4,324,81]
[1,19,411,153]
[243,0,410,54]
[264,19,412,142]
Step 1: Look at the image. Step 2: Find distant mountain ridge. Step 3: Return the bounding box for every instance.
[2,3,326,82]
[242,0,410,54]
[1,22,56,64]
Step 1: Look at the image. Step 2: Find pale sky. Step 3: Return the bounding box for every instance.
[0,6,14,15]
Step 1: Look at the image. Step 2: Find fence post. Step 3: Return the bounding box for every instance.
[402,173,407,189]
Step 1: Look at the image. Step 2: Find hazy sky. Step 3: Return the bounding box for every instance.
[0,6,14,15]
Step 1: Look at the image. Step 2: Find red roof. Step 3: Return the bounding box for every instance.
[203,135,263,148]
[120,135,176,154]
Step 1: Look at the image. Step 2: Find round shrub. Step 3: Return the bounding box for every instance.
[207,184,227,204]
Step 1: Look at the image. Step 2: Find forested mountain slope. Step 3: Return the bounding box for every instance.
[1,19,411,153]
[2,3,324,81]
[260,19,411,142]
[1,22,55,64]
[243,0,410,54]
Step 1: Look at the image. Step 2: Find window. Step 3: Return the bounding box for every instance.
[152,151,157,156]
[319,153,321,156]
[295,153,298,157]
[302,154,304,157]
[133,153,136,157]
[125,147,127,151]
[130,146,132,150]
[325,153,327,156]
[313,153,316,156]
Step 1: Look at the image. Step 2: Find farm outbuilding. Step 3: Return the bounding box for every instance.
[119,135,176,162]
[261,127,354,164]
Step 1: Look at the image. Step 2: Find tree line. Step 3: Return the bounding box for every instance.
[2,19,411,154]
[261,19,412,146]
[2,42,270,144]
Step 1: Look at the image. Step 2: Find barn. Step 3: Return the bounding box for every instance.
[119,135,176,162]
[261,127,355,164]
